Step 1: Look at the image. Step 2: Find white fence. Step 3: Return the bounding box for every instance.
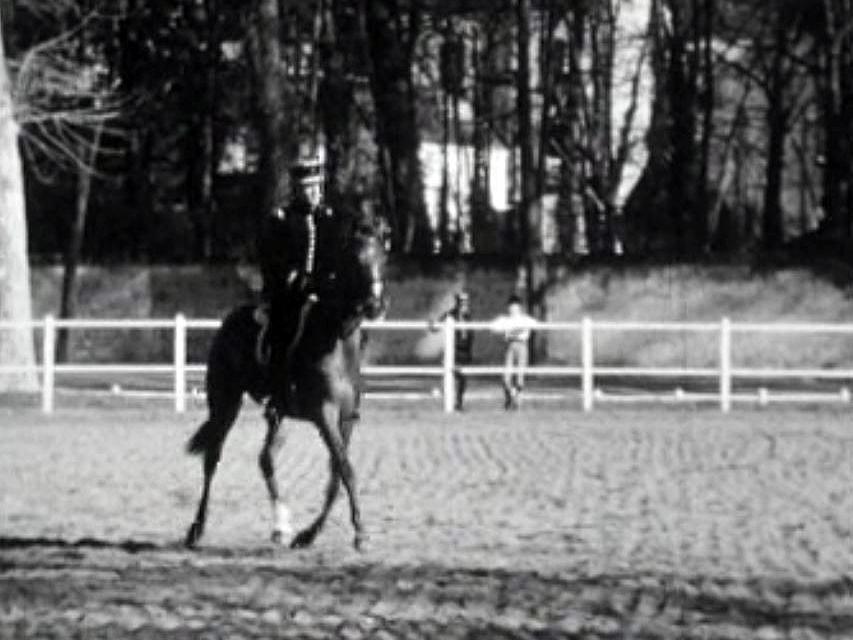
[2,315,853,414]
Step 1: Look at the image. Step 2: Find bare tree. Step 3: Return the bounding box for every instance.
[0,8,36,391]
[716,0,819,251]
[543,0,653,255]
[15,4,123,363]
[0,1,121,390]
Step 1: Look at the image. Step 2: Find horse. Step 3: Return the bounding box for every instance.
[183,215,386,551]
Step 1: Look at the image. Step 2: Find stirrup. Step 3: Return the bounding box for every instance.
[254,303,272,366]
[263,401,279,424]
[265,389,292,421]
[253,303,270,325]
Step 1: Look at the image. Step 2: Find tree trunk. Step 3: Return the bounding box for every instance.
[761,12,788,251]
[320,0,358,206]
[0,16,37,392]
[696,0,714,251]
[515,0,546,365]
[818,0,853,242]
[246,0,295,217]
[557,6,587,256]
[516,0,535,264]
[586,10,606,254]
[363,0,430,254]
[440,58,450,252]
[535,3,557,200]
[666,0,696,255]
[197,105,216,260]
[599,0,615,252]
[762,104,786,250]
[470,24,494,254]
[57,126,103,363]
[199,0,219,260]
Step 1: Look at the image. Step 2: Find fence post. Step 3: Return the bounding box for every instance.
[174,313,187,413]
[41,315,56,414]
[442,315,455,413]
[719,317,732,413]
[581,316,594,412]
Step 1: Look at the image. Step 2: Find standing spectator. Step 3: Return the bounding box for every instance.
[429,290,473,410]
[490,294,539,409]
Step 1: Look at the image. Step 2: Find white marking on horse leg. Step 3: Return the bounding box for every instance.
[371,280,383,301]
[272,500,294,541]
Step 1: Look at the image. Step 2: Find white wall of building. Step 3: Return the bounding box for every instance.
[419,140,512,234]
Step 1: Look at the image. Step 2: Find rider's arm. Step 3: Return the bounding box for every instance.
[258,210,296,296]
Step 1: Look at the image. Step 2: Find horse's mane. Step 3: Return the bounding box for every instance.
[316,202,383,322]
[338,204,378,240]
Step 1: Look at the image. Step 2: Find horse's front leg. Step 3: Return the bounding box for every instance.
[289,406,360,549]
[294,399,364,551]
[290,458,341,549]
[259,403,294,544]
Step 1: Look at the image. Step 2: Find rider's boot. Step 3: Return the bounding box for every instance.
[267,337,292,417]
[263,400,280,425]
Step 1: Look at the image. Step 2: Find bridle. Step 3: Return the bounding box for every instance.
[350,232,387,321]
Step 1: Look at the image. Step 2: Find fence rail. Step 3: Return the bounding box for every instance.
[2,315,853,414]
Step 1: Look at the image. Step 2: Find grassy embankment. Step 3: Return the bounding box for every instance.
[29,263,853,370]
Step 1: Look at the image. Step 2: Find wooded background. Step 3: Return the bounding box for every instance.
[9,0,853,263]
[2,0,853,388]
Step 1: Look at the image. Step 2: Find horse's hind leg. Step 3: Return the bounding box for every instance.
[185,401,241,548]
[259,404,294,544]
[337,409,364,550]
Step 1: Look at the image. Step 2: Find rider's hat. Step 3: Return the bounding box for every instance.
[290,156,324,185]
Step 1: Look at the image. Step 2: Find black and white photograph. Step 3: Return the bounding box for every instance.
[2,0,853,637]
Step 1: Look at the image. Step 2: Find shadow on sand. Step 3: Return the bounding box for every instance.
[2,536,853,638]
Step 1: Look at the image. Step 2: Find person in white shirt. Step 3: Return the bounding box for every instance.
[490,294,539,409]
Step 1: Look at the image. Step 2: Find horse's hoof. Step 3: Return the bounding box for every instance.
[184,523,203,549]
[271,529,291,545]
[289,528,316,549]
[353,531,368,553]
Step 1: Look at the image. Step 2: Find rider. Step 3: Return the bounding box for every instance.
[258,155,337,415]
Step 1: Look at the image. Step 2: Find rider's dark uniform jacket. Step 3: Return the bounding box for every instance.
[258,199,338,303]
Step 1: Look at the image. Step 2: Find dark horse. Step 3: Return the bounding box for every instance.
[184,214,386,551]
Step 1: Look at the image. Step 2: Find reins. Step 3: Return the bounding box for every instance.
[285,293,318,364]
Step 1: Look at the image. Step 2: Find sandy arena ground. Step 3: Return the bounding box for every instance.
[2,401,853,638]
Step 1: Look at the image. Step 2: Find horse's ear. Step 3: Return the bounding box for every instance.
[334,194,381,240]
[352,208,378,237]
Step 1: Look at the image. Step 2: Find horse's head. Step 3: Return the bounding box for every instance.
[340,214,388,320]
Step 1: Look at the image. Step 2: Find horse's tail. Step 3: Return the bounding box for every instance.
[186,419,218,456]
[186,304,253,457]
[186,374,244,457]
